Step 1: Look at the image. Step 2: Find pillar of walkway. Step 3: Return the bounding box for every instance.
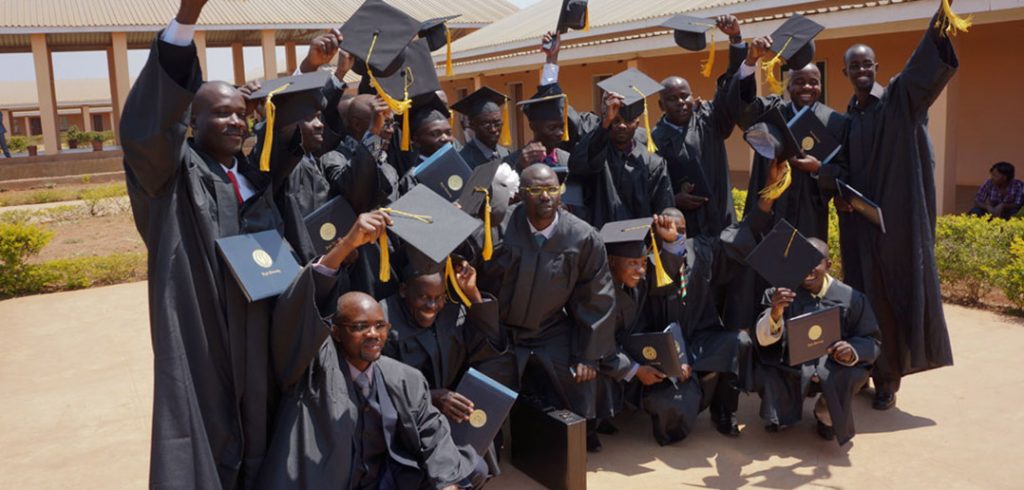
[81,106,93,132]
[30,34,59,155]
[194,30,209,77]
[108,32,131,145]
[232,43,246,86]
[285,42,297,74]
[261,30,278,80]
[23,116,33,136]
[1,110,11,136]
[929,77,959,215]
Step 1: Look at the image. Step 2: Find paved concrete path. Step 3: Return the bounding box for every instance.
[1,281,1020,489]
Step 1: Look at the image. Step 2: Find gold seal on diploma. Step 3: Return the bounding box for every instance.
[674,341,682,355]
[252,249,273,268]
[808,325,823,341]
[469,409,487,428]
[319,222,337,242]
[642,346,658,361]
[448,175,464,192]
[802,136,816,152]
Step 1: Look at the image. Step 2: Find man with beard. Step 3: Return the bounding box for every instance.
[476,163,616,450]
[453,87,513,168]
[754,237,880,445]
[838,0,958,410]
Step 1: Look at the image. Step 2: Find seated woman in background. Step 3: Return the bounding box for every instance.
[969,162,1023,220]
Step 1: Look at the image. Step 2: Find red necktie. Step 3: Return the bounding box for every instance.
[225,170,244,204]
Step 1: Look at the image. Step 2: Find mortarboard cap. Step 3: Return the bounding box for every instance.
[767,14,823,70]
[743,107,801,163]
[600,217,654,258]
[419,15,461,51]
[745,219,826,290]
[409,91,452,134]
[660,14,717,51]
[371,38,441,106]
[303,195,357,256]
[413,142,473,202]
[597,68,662,122]
[451,87,508,118]
[246,71,330,127]
[556,0,590,34]
[340,0,421,78]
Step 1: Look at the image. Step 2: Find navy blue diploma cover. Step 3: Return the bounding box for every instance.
[788,105,842,164]
[625,323,687,378]
[413,142,473,201]
[303,195,357,256]
[450,367,518,456]
[215,230,302,302]
[787,305,842,366]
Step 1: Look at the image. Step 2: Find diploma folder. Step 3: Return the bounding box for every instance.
[413,142,473,201]
[625,323,687,378]
[450,368,518,456]
[787,305,842,366]
[788,105,842,164]
[302,195,357,256]
[837,179,886,234]
[215,230,301,302]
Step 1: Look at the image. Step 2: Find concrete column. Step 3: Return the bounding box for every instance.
[472,75,483,90]
[261,29,278,80]
[194,30,208,77]
[285,42,297,74]
[108,32,131,145]
[626,58,640,70]
[24,116,33,136]
[30,33,59,154]
[81,106,93,132]
[232,43,246,86]
[1,110,10,136]
[929,77,958,215]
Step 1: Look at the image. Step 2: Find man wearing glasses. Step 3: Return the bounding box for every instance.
[476,163,617,449]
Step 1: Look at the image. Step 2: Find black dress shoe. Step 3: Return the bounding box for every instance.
[764,422,781,433]
[815,420,835,440]
[872,391,896,411]
[712,411,740,437]
[586,431,603,453]
[596,419,619,435]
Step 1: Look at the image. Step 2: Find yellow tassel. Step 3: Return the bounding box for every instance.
[760,36,791,95]
[449,109,457,135]
[630,86,658,154]
[481,190,493,261]
[938,0,972,37]
[257,83,291,172]
[445,256,472,307]
[365,34,413,151]
[758,160,792,200]
[378,232,390,283]
[700,30,716,78]
[561,94,570,142]
[649,228,673,288]
[445,24,454,77]
[401,110,411,151]
[498,100,512,147]
[583,7,590,32]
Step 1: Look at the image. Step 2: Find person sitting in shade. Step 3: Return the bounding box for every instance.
[968,161,1023,220]
[754,237,880,445]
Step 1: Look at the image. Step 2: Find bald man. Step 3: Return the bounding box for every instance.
[837,1,958,410]
[119,1,304,487]
[652,15,748,239]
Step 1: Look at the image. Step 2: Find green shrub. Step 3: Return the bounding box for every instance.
[0,222,53,297]
[732,188,747,222]
[995,236,1024,311]
[80,183,128,216]
[6,135,28,154]
[36,252,147,292]
[934,214,1008,304]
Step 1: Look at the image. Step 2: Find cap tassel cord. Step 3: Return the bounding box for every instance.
[583,7,590,32]
[376,208,434,283]
[758,159,792,200]
[783,228,797,258]
[649,227,673,288]
[561,94,570,142]
[630,86,658,154]
[475,187,494,261]
[761,36,792,95]
[365,34,413,150]
[937,0,972,37]
[700,29,716,78]
[446,256,472,306]
[498,100,513,147]
[445,24,454,76]
[258,83,291,172]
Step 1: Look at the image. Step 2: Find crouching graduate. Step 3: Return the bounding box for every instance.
[593,214,702,449]
[258,210,487,489]
[754,237,880,445]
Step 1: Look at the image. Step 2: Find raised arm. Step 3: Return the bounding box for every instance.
[890,8,960,122]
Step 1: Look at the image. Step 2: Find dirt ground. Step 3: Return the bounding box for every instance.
[32,212,144,262]
[0,282,1020,489]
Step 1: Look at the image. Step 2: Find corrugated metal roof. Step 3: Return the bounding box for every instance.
[0,0,518,30]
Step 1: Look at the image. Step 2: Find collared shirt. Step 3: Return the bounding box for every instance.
[220,160,256,202]
[660,118,687,135]
[347,360,376,389]
[470,137,496,161]
[528,210,559,240]
[975,179,1024,208]
[847,83,886,114]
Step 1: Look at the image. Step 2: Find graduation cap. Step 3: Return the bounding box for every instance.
[456,161,514,262]
[745,219,826,290]
[409,91,452,137]
[451,87,512,147]
[762,14,824,93]
[597,68,662,153]
[598,218,673,287]
[419,14,461,76]
[340,0,421,78]
[518,84,570,142]
[556,0,590,33]
[379,184,483,305]
[246,71,331,171]
[303,195,357,256]
[660,14,719,77]
[363,38,441,151]
[743,106,799,200]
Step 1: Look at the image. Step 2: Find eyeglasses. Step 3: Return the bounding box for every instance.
[519,184,565,198]
[333,321,392,333]
[847,60,875,71]
[476,120,503,130]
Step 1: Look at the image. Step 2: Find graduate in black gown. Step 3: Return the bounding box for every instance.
[259,212,486,488]
[120,1,303,485]
[568,83,674,229]
[753,237,880,446]
[594,214,702,448]
[838,1,959,409]
[453,87,513,168]
[475,164,617,428]
[653,14,748,239]
[507,84,572,172]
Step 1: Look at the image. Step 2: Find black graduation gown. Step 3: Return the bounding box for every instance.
[475,206,617,418]
[567,126,675,229]
[460,138,511,169]
[258,266,480,489]
[121,36,298,489]
[753,280,881,445]
[651,43,747,239]
[838,18,956,382]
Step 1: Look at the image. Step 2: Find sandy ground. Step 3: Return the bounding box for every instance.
[1,281,1021,489]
